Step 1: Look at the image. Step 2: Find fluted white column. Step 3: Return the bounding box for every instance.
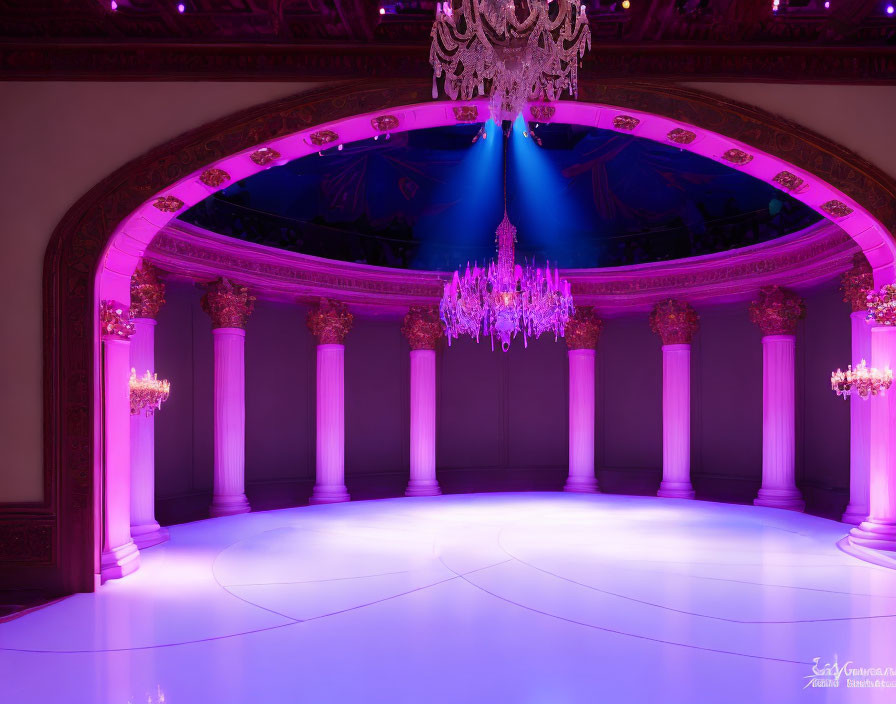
[308,299,353,504]
[100,302,140,581]
[210,328,251,516]
[564,307,601,493]
[658,344,695,498]
[843,311,873,524]
[566,348,597,492]
[407,350,440,495]
[129,318,169,547]
[402,306,443,496]
[651,300,698,499]
[849,325,896,551]
[750,286,805,511]
[202,277,255,518]
[311,344,350,503]
[754,335,804,510]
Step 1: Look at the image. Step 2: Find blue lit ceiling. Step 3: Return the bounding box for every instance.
[180,119,820,270]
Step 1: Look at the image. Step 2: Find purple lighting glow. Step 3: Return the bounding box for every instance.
[177,2,185,12]
[888,4,895,14]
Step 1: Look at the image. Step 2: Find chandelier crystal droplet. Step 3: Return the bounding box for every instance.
[430,0,591,121]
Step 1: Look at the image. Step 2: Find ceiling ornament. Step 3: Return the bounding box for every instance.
[430,0,591,122]
[307,130,339,147]
[666,128,696,145]
[612,115,640,131]
[371,115,399,133]
[821,199,853,218]
[250,147,281,166]
[529,105,556,123]
[199,168,231,188]
[722,148,753,165]
[452,105,480,123]
[772,171,805,193]
[152,196,184,213]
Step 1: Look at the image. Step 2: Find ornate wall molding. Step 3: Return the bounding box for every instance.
[1,43,894,84]
[22,78,896,594]
[146,219,857,315]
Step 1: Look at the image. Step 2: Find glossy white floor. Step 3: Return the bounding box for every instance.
[2,493,896,703]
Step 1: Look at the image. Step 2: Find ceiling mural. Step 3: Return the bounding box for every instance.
[180,122,821,270]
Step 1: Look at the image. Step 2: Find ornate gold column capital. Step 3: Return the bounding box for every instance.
[307,298,353,345]
[565,306,603,350]
[749,285,805,336]
[100,300,135,340]
[201,277,255,329]
[841,253,874,313]
[129,263,166,319]
[401,305,443,351]
[650,299,699,345]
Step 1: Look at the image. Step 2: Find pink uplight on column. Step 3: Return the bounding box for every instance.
[128,264,169,548]
[564,307,602,493]
[202,278,255,517]
[750,286,806,511]
[99,301,140,581]
[849,323,896,551]
[651,300,699,499]
[402,306,443,496]
[841,256,874,524]
[307,299,353,504]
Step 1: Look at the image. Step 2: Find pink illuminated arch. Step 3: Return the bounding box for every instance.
[26,80,896,593]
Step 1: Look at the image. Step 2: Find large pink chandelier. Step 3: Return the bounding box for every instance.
[439,137,573,351]
[430,0,591,121]
[831,360,893,400]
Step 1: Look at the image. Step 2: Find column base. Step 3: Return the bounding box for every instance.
[841,503,870,526]
[657,481,695,499]
[848,519,896,552]
[210,494,251,518]
[130,522,170,549]
[309,485,350,505]
[405,480,441,497]
[563,477,599,493]
[754,487,805,512]
[100,540,140,582]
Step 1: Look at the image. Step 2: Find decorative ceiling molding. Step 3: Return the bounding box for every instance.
[1,43,894,83]
[147,220,856,315]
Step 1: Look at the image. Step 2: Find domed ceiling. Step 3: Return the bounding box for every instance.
[180,119,821,270]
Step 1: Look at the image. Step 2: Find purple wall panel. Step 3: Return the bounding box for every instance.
[154,280,195,499]
[506,335,568,469]
[599,316,663,471]
[693,302,763,482]
[800,281,851,514]
[345,318,408,476]
[245,301,315,482]
[437,337,504,470]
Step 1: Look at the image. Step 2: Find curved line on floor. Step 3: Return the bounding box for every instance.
[223,569,414,589]
[437,554,811,666]
[496,528,896,624]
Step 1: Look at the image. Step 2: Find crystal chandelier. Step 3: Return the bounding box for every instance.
[430,0,591,121]
[439,135,574,351]
[831,360,893,400]
[129,368,171,416]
